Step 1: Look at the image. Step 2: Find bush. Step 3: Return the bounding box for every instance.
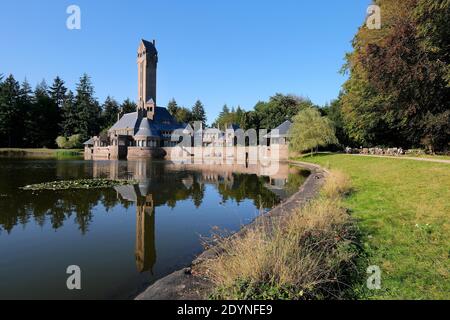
[55,136,68,149]
[67,134,82,149]
[55,134,83,149]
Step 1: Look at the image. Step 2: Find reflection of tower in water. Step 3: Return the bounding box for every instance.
[109,158,157,275]
[135,191,156,274]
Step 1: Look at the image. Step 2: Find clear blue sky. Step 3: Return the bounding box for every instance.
[0,0,370,123]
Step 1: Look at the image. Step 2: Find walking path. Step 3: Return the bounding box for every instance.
[349,154,450,164]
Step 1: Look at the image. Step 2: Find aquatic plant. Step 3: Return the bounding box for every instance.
[21,178,138,191]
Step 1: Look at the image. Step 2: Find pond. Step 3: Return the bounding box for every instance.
[0,159,309,299]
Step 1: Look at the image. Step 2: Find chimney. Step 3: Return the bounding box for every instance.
[152,39,155,46]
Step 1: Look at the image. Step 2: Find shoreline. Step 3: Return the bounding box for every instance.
[0,148,83,159]
[135,161,328,300]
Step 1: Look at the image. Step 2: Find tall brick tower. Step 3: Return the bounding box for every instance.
[137,39,158,120]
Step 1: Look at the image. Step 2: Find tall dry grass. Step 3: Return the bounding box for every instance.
[200,170,359,300]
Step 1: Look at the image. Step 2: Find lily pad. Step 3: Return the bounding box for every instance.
[21,178,138,191]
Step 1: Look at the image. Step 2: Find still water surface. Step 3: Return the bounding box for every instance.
[0,159,308,299]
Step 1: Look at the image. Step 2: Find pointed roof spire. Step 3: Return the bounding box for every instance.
[140,39,158,55]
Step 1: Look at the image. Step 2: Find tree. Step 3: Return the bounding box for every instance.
[323,95,351,147]
[213,104,247,130]
[31,80,60,147]
[167,98,179,116]
[174,107,193,124]
[254,94,315,130]
[60,90,78,137]
[48,76,67,109]
[290,108,338,155]
[101,96,120,130]
[120,98,137,114]
[0,75,22,147]
[19,79,34,147]
[220,104,230,117]
[340,0,450,151]
[75,74,101,141]
[191,100,207,126]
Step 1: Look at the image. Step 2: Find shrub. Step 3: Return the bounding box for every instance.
[55,135,82,149]
[67,134,82,149]
[55,136,69,149]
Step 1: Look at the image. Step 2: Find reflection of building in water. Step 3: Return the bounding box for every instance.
[90,159,307,272]
[114,183,156,274]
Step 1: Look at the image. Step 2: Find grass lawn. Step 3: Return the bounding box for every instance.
[298,154,449,300]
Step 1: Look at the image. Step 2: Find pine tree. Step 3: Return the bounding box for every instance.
[191,100,207,127]
[49,76,67,109]
[0,75,22,147]
[167,98,179,116]
[120,98,137,114]
[20,79,36,147]
[101,96,120,130]
[60,90,77,137]
[32,80,60,147]
[75,74,101,141]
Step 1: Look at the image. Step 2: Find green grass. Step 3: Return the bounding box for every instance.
[298,154,450,300]
[0,148,83,159]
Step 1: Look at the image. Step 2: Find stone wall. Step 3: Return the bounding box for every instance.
[162,145,289,162]
[127,147,166,159]
[89,145,289,161]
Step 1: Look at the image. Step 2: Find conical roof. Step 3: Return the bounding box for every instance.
[135,118,159,137]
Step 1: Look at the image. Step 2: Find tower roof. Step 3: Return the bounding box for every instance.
[141,39,158,55]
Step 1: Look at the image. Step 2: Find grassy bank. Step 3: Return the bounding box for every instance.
[202,171,361,300]
[300,154,450,299]
[0,148,83,159]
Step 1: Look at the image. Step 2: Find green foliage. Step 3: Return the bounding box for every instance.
[213,94,315,131]
[60,90,77,137]
[174,106,193,124]
[55,136,68,149]
[167,98,179,116]
[49,76,67,108]
[75,74,101,141]
[210,278,308,300]
[0,74,22,147]
[290,108,338,154]
[255,94,314,130]
[341,0,450,151]
[120,98,137,114]
[101,96,120,130]
[213,105,246,129]
[55,134,82,149]
[322,96,352,147]
[191,100,207,126]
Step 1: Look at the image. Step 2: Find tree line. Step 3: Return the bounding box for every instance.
[211,94,317,131]
[0,73,139,148]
